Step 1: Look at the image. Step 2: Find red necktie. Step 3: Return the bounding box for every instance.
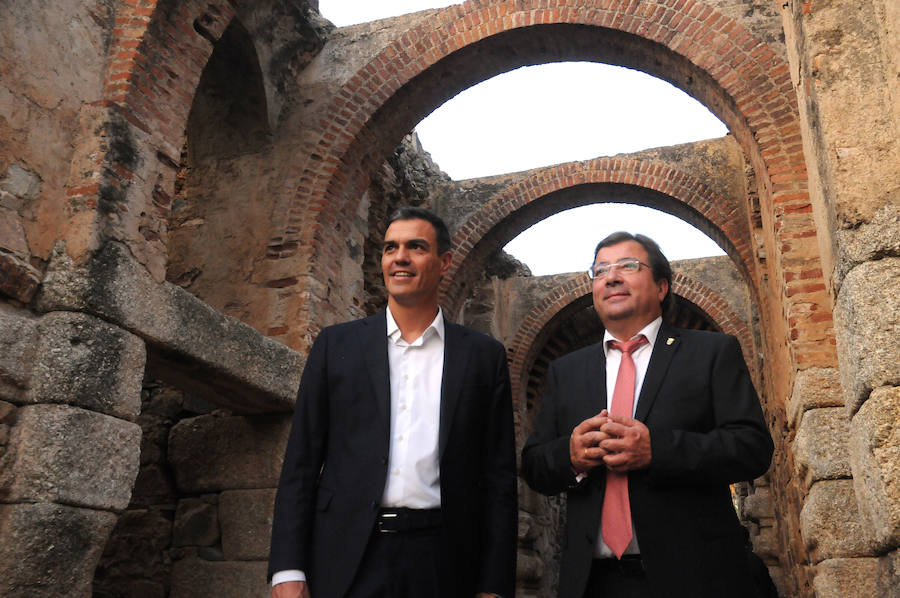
[601,336,648,559]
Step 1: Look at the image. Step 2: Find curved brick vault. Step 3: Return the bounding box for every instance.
[90,0,834,371]
[506,272,755,409]
[439,155,757,317]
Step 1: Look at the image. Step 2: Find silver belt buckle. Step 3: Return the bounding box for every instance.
[378,511,398,533]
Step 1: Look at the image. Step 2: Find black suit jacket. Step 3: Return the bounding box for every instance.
[521,324,773,598]
[269,311,518,598]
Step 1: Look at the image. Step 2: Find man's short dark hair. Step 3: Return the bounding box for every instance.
[593,231,674,316]
[386,206,452,255]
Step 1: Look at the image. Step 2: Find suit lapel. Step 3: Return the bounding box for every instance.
[583,342,608,420]
[439,319,468,459]
[634,323,680,422]
[362,311,391,434]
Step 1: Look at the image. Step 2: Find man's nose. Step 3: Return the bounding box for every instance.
[394,246,410,263]
[605,265,625,283]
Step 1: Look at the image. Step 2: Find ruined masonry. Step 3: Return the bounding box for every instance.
[1,1,898,597]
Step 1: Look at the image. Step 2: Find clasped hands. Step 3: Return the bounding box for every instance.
[569,409,651,474]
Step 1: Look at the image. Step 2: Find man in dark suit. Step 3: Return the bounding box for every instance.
[268,207,517,598]
[521,232,773,598]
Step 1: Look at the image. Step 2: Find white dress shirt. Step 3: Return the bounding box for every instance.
[382,306,444,507]
[594,316,662,559]
[272,307,445,587]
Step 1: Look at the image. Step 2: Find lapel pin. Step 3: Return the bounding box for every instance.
[666,337,675,345]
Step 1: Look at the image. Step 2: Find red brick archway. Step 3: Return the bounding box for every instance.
[265,0,831,368]
[439,156,756,315]
[507,272,755,411]
[92,0,834,367]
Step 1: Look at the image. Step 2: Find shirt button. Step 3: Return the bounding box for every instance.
[397,435,404,441]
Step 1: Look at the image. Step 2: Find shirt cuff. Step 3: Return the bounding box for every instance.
[272,570,306,586]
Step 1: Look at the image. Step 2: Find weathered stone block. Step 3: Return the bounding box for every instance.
[849,386,900,548]
[752,524,779,561]
[812,557,886,598]
[0,303,38,403]
[0,502,117,598]
[836,204,900,286]
[834,258,900,413]
[170,558,269,598]
[37,242,300,414]
[793,407,851,488]
[0,404,141,510]
[28,311,145,420]
[742,487,773,520]
[168,413,290,493]
[220,489,277,560]
[879,548,900,598]
[787,367,843,427]
[800,479,878,563]
[173,497,220,547]
[0,251,42,303]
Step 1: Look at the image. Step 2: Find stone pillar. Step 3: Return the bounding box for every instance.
[0,308,144,597]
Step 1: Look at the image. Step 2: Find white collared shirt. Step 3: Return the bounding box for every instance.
[595,316,662,559]
[382,305,444,508]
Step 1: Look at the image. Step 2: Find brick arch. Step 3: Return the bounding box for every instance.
[440,157,755,315]
[507,273,755,410]
[102,0,237,160]
[270,0,830,364]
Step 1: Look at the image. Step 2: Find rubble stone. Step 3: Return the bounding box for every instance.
[168,413,290,493]
[220,489,277,561]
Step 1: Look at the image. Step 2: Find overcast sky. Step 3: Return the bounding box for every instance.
[319,1,728,275]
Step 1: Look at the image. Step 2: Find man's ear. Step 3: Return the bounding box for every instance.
[440,251,452,275]
[657,277,669,303]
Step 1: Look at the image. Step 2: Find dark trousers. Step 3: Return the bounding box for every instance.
[584,557,653,598]
[346,526,443,598]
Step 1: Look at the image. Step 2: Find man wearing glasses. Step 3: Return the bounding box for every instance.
[521,231,773,598]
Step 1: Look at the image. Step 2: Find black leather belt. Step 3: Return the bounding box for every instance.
[377,507,442,533]
[592,555,645,577]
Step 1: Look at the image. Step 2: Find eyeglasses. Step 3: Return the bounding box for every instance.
[587,258,651,279]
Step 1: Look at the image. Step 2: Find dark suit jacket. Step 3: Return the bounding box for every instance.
[521,324,773,598]
[268,311,518,598]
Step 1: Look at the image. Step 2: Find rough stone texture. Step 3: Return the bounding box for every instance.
[835,204,900,286]
[784,0,900,289]
[37,242,301,414]
[0,302,38,403]
[168,413,290,493]
[743,487,774,521]
[849,386,900,549]
[0,502,117,598]
[787,367,844,428]
[27,311,145,420]
[0,250,42,302]
[812,557,888,598]
[793,407,851,488]
[173,497,220,547]
[170,558,269,598]
[93,508,174,598]
[881,548,900,598]
[0,404,140,511]
[834,258,900,413]
[219,489,277,561]
[800,479,878,563]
